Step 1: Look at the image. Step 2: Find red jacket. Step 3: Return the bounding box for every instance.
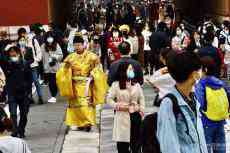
[107,36,123,63]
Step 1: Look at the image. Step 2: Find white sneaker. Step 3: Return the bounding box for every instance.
[48,97,57,103]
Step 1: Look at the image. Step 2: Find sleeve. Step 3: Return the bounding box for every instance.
[135,63,144,85]
[24,48,34,65]
[194,82,206,110]
[34,39,42,62]
[106,82,117,108]
[54,44,63,62]
[138,84,145,112]
[157,98,181,153]
[108,63,117,86]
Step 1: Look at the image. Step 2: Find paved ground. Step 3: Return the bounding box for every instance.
[24,88,67,153]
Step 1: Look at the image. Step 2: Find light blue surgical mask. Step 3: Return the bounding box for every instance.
[47,37,54,44]
[19,41,26,48]
[127,70,135,79]
[10,56,20,62]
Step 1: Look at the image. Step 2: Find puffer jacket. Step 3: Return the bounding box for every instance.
[195,76,230,127]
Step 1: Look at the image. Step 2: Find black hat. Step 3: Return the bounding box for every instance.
[73,35,84,44]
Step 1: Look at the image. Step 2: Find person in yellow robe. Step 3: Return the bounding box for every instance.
[59,34,107,132]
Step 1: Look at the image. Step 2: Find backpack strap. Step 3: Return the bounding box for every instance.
[32,37,37,56]
[164,94,190,135]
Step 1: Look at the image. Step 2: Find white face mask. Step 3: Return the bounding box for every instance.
[10,56,20,62]
[47,37,54,44]
[113,32,119,38]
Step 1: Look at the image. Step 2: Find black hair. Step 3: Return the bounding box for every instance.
[200,56,217,76]
[7,46,21,55]
[17,28,27,37]
[204,32,215,45]
[160,48,172,60]
[118,41,131,55]
[166,50,202,83]
[157,22,168,32]
[73,36,84,44]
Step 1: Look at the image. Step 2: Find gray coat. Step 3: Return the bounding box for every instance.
[41,44,63,74]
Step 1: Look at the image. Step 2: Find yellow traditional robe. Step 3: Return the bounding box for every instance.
[63,50,106,127]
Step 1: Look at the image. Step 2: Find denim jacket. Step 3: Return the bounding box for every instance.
[157,87,208,153]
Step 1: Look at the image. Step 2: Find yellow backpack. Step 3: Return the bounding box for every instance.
[203,86,230,121]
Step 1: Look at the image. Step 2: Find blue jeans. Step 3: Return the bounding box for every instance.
[32,67,43,98]
[204,124,226,153]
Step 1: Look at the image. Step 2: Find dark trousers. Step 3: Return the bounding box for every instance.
[117,142,130,153]
[144,51,154,73]
[47,73,58,97]
[8,94,30,135]
[117,112,142,153]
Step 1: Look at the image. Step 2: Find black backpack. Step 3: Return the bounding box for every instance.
[141,94,189,153]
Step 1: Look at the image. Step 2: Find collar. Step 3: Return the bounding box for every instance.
[121,55,131,58]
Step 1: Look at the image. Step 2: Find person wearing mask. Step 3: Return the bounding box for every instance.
[5,46,34,138]
[107,27,123,64]
[195,56,230,153]
[187,31,202,52]
[59,35,107,132]
[219,21,230,52]
[147,48,175,106]
[157,51,208,153]
[0,107,31,153]
[89,35,102,57]
[171,26,190,51]
[107,62,145,153]
[198,32,223,78]
[108,41,144,86]
[41,32,63,103]
[150,22,170,71]
[130,29,139,61]
[142,23,153,75]
[17,28,44,105]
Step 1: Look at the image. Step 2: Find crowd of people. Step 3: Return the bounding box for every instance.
[0,0,230,153]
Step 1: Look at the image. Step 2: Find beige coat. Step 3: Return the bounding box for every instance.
[0,67,5,92]
[107,82,145,142]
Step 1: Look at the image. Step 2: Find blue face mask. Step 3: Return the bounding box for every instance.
[19,41,26,48]
[127,70,135,79]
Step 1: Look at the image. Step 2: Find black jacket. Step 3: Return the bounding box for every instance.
[5,48,34,97]
[150,32,170,54]
[108,57,144,86]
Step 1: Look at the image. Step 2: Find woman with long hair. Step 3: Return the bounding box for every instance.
[107,62,145,153]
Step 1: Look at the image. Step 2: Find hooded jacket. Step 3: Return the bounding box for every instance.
[195,76,230,127]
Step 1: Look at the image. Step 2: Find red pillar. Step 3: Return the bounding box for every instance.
[0,0,49,26]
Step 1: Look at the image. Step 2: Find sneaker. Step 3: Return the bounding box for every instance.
[48,97,56,103]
